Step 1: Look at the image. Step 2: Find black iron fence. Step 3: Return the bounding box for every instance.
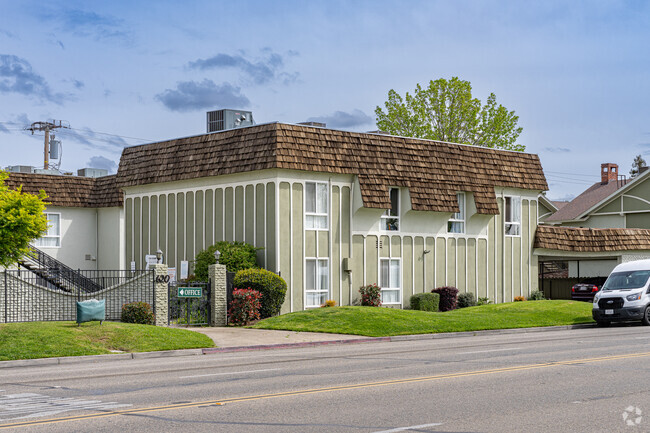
[168,280,211,326]
[1,269,155,323]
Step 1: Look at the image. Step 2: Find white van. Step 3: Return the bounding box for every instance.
[593,259,650,326]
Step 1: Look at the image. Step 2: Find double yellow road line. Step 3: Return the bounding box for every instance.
[2,350,648,429]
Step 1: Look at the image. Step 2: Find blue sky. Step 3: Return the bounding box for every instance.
[1,0,649,201]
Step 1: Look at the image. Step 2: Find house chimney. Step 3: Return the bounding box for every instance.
[601,163,618,184]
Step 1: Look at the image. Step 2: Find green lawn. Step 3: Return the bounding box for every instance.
[0,321,215,361]
[252,300,595,337]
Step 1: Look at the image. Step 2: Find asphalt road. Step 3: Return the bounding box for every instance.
[1,326,650,432]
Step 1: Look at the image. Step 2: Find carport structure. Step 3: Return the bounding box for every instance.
[534,225,650,299]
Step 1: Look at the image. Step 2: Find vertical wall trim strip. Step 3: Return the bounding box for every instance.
[276,181,281,273]
[289,182,294,312]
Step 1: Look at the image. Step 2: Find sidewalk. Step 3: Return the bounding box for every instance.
[185,327,362,348]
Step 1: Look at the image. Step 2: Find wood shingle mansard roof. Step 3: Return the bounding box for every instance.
[117,122,548,214]
[535,225,650,252]
[5,173,123,208]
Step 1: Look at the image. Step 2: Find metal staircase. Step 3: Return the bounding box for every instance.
[18,246,104,293]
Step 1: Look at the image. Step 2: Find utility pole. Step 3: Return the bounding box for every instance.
[26,120,70,169]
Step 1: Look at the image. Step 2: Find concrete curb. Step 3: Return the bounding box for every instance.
[0,323,596,369]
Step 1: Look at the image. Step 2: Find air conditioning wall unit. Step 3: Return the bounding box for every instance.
[207,109,254,133]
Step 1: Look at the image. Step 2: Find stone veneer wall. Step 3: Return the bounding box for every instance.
[0,270,155,323]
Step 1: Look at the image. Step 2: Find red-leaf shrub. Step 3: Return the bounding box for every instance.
[228,288,262,326]
[359,284,382,307]
[432,286,459,312]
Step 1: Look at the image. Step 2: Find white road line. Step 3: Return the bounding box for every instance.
[373,422,444,432]
[634,336,650,339]
[0,393,130,421]
[458,347,521,355]
[179,368,280,379]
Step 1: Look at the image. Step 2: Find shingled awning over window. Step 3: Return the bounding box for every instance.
[116,123,548,214]
[535,225,650,252]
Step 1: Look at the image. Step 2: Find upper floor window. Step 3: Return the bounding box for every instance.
[448,192,465,233]
[305,182,328,230]
[34,213,61,247]
[381,188,400,231]
[505,196,521,236]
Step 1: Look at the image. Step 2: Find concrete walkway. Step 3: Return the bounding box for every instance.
[185,327,361,348]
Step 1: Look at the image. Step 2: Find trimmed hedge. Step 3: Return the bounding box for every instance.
[233,268,287,318]
[194,241,259,281]
[410,293,440,312]
[121,302,155,325]
[432,286,459,312]
[457,292,477,308]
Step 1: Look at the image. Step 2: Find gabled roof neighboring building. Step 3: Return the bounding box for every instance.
[117,122,548,215]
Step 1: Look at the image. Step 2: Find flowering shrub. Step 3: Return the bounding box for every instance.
[121,302,155,325]
[321,299,336,308]
[359,284,382,307]
[233,269,287,318]
[228,288,262,326]
[432,286,459,312]
[514,296,526,302]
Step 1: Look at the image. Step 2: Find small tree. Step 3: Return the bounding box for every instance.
[630,155,647,178]
[0,171,48,267]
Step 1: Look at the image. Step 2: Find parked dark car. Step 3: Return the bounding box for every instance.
[571,277,607,301]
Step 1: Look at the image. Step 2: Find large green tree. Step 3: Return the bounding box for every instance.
[0,170,49,267]
[375,77,525,151]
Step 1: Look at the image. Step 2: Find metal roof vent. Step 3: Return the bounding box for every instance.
[207,109,254,133]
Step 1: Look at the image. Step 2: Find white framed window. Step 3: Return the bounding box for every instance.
[305,182,328,230]
[447,192,465,233]
[379,258,401,304]
[505,196,521,236]
[34,213,61,247]
[381,188,400,231]
[305,258,329,307]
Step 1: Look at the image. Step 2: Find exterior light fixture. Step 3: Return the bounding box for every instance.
[156,249,163,264]
[214,250,221,264]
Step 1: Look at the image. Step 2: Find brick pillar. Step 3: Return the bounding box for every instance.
[152,264,169,326]
[209,263,227,326]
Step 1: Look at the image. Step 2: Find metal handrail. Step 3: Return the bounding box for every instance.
[22,246,104,293]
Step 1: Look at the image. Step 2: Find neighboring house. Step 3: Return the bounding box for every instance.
[534,163,650,298]
[7,122,549,311]
[4,173,124,270]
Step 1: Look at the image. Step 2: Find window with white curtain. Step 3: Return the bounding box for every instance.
[505,196,521,236]
[305,258,329,307]
[379,258,401,304]
[305,182,328,230]
[34,213,61,247]
[381,188,400,231]
[447,192,465,233]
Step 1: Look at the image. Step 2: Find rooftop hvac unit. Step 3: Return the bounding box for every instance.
[32,169,60,175]
[5,165,34,173]
[77,168,109,178]
[207,109,254,133]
